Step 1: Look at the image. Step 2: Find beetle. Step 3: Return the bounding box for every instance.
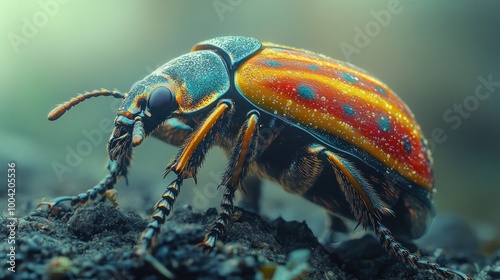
[42,36,471,279]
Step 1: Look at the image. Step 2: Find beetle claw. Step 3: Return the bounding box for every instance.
[195,241,214,254]
[163,163,175,178]
[38,196,74,209]
[105,189,119,207]
[37,201,55,210]
[37,198,73,217]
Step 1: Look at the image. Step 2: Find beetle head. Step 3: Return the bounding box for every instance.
[48,74,181,161]
[108,78,179,160]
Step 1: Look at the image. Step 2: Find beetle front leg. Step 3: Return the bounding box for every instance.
[136,100,234,254]
[39,148,132,210]
[164,100,234,181]
[197,110,260,251]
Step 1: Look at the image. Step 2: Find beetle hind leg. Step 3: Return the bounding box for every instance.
[312,144,393,226]
[197,110,260,251]
[312,144,472,279]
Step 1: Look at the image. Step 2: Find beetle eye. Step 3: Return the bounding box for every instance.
[147,86,175,119]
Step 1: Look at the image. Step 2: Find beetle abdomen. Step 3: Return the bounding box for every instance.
[250,122,432,239]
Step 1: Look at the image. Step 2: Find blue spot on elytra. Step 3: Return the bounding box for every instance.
[378,116,391,132]
[403,137,412,154]
[297,85,316,99]
[265,60,280,67]
[375,86,388,95]
[341,72,358,83]
[308,65,319,70]
[343,105,354,115]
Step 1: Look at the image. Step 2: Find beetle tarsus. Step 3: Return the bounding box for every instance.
[39,156,130,212]
[37,197,71,210]
[198,187,236,251]
[137,178,182,253]
[375,221,473,280]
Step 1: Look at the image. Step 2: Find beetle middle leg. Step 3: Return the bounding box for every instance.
[197,110,260,251]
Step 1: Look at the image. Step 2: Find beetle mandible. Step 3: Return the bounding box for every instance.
[42,36,471,279]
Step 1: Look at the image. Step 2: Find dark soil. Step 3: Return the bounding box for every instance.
[1,203,499,280]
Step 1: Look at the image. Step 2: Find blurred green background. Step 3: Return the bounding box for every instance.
[1,1,499,241]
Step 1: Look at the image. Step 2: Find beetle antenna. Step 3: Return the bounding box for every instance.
[48,89,126,121]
